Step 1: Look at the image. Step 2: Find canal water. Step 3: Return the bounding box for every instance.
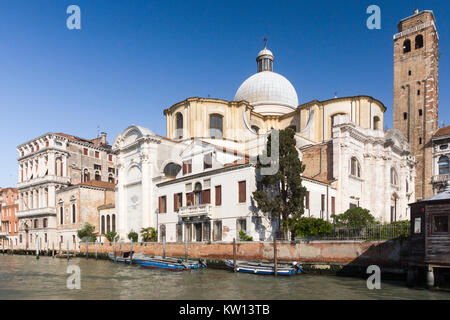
[0,255,449,300]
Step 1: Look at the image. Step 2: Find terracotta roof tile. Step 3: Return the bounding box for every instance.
[434,126,450,138]
[79,180,116,190]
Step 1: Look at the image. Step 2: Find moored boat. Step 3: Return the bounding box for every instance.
[108,251,133,263]
[224,260,301,276]
[133,254,207,271]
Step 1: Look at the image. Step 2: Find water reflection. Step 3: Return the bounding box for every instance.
[0,255,448,300]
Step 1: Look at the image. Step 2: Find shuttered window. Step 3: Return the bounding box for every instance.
[182,160,192,175]
[305,191,310,210]
[321,194,325,212]
[215,185,222,206]
[174,193,182,211]
[238,181,246,203]
[202,189,211,204]
[159,196,167,213]
[186,192,194,206]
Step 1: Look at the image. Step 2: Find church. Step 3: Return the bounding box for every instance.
[113,40,416,242]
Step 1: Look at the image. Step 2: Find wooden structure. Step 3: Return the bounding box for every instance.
[409,184,450,287]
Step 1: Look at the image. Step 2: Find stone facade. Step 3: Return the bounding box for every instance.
[16,132,115,249]
[393,10,439,200]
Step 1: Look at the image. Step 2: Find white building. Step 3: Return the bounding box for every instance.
[113,46,415,242]
[431,126,450,194]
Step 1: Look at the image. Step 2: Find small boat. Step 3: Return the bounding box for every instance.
[133,254,207,271]
[224,260,301,276]
[108,251,133,263]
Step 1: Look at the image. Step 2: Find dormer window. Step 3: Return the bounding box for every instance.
[182,160,192,175]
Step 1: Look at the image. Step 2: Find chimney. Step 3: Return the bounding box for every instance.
[101,132,107,145]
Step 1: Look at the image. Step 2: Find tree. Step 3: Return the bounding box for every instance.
[128,230,138,242]
[105,231,119,242]
[253,128,307,240]
[239,230,253,241]
[331,207,377,227]
[140,227,157,242]
[77,223,97,242]
[294,217,333,238]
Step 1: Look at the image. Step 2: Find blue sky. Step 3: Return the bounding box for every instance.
[0,0,449,187]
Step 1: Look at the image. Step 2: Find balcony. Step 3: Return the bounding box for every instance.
[16,207,56,218]
[432,173,450,184]
[17,175,70,189]
[178,204,212,218]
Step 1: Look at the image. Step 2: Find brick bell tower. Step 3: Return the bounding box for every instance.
[393,9,439,200]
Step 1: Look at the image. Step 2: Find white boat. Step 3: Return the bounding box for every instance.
[224,260,302,276]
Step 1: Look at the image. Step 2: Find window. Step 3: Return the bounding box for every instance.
[60,207,63,225]
[159,196,167,213]
[44,233,47,243]
[433,216,448,233]
[414,218,422,234]
[202,189,211,204]
[419,137,422,144]
[107,215,111,233]
[349,203,357,209]
[43,218,47,228]
[438,156,450,175]
[373,116,380,130]
[237,219,246,233]
[403,39,411,53]
[83,169,90,182]
[390,168,398,186]
[215,185,222,206]
[251,126,260,134]
[164,163,181,177]
[175,112,183,139]
[177,224,183,242]
[45,141,49,147]
[238,181,246,203]
[415,34,423,49]
[403,112,408,120]
[72,204,76,223]
[194,182,202,205]
[209,114,223,139]
[203,153,212,170]
[417,89,421,96]
[174,193,182,211]
[419,109,422,116]
[108,154,113,161]
[350,157,361,178]
[182,160,192,175]
[108,175,115,184]
[95,151,99,158]
[321,194,325,213]
[440,145,448,150]
[101,216,105,234]
[112,214,116,232]
[94,164,101,170]
[408,70,412,76]
[83,148,88,156]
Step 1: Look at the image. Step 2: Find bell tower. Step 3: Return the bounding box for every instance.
[393,9,439,200]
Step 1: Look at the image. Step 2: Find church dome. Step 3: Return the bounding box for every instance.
[234,46,299,116]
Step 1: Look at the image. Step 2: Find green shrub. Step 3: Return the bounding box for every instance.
[127,230,138,242]
[294,217,333,238]
[77,223,97,242]
[331,207,377,228]
[140,227,157,242]
[105,231,119,242]
[239,230,253,241]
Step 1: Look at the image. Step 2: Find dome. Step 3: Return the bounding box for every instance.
[257,48,273,58]
[234,71,299,116]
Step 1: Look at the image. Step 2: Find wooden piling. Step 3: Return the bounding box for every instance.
[2,239,4,255]
[11,241,13,255]
[95,242,98,260]
[59,241,61,256]
[52,242,55,258]
[73,241,76,258]
[185,237,188,261]
[233,238,237,273]
[163,236,166,258]
[86,240,89,260]
[130,241,133,265]
[36,238,39,259]
[274,237,278,277]
[67,240,69,261]
[113,239,117,262]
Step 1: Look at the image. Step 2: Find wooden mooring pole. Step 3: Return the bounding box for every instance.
[66,240,69,261]
[95,242,98,260]
[113,239,117,262]
[59,241,61,256]
[36,238,39,259]
[233,238,237,273]
[2,239,4,255]
[274,237,278,277]
[130,241,133,265]
[185,236,188,261]
[52,242,55,258]
[163,236,166,258]
[86,240,89,260]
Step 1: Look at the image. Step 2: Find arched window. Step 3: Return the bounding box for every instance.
[391,168,398,186]
[101,216,105,234]
[60,206,63,225]
[350,157,361,178]
[175,112,183,139]
[112,214,116,232]
[83,169,90,182]
[251,126,260,134]
[108,175,115,184]
[95,171,101,181]
[209,114,223,139]
[403,39,411,53]
[107,215,111,233]
[194,182,202,205]
[43,218,47,228]
[34,219,38,229]
[415,34,423,49]
[438,156,450,175]
[72,203,76,223]
[373,116,381,130]
[163,163,182,177]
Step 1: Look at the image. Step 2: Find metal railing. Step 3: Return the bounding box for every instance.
[297,224,410,241]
